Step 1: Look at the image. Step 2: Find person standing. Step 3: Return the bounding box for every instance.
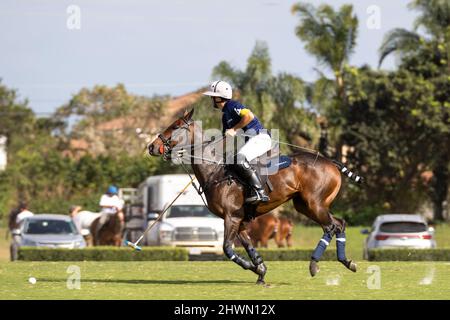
[9,202,34,232]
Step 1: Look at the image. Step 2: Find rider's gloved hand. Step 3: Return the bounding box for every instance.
[225,129,236,137]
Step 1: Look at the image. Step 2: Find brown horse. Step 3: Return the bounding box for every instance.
[90,211,124,246]
[148,109,361,284]
[247,213,278,248]
[276,217,294,248]
[246,214,293,248]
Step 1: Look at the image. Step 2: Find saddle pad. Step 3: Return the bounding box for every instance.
[259,155,292,170]
[276,155,292,170]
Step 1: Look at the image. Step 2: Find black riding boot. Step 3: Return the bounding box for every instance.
[234,158,270,204]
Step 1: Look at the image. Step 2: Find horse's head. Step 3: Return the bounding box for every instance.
[148,109,195,158]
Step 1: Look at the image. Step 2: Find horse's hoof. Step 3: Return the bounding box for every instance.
[340,260,357,272]
[309,260,320,277]
[256,279,266,285]
[348,260,357,272]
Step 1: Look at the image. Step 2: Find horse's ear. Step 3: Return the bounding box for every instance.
[184,108,194,120]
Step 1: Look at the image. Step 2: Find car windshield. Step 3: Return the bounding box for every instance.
[166,205,216,218]
[24,219,78,235]
[379,221,427,233]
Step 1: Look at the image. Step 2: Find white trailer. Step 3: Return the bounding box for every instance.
[135,174,224,255]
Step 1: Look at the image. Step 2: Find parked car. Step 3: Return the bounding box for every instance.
[361,214,436,259]
[10,214,86,261]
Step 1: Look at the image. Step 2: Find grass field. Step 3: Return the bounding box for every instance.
[1,224,450,299]
[1,261,450,299]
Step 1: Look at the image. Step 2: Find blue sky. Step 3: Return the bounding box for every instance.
[0,0,417,115]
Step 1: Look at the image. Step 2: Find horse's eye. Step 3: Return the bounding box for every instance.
[173,125,180,129]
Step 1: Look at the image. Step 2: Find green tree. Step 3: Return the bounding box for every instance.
[340,67,437,220]
[0,81,169,220]
[0,81,36,217]
[379,0,450,69]
[291,2,358,159]
[212,41,277,127]
[55,84,168,157]
[379,0,450,221]
[0,80,35,153]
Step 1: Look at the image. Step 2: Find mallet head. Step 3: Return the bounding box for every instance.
[125,241,142,251]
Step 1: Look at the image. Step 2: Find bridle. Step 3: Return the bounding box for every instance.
[154,117,230,205]
[157,117,193,160]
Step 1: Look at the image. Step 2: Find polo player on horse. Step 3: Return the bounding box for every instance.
[148,82,362,284]
[203,80,272,205]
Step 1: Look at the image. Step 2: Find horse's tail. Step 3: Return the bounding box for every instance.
[332,159,364,184]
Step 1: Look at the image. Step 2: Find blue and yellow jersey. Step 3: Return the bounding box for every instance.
[221,100,265,134]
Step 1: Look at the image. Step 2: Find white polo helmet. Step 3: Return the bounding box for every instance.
[203,80,232,100]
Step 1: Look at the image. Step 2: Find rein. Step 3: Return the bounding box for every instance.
[156,119,227,209]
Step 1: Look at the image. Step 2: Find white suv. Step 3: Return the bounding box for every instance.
[146,204,224,255]
[362,214,436,259]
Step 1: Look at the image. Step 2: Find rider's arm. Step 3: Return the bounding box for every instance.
[231,109,254,130]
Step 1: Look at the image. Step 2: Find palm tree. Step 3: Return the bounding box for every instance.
[379,0,450,222]
[212,41,277,126]
[379,0,450,69]
[291,2,358,160]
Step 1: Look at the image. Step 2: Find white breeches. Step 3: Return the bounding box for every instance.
[237,133,272,162]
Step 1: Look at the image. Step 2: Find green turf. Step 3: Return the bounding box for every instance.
[1,261,450,299]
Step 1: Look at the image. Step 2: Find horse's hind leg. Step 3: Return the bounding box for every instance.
[293,196,349,277]
[238,224,267,285]
[333,216,357,273]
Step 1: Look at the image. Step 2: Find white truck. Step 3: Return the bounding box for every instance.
[135,174,224,255]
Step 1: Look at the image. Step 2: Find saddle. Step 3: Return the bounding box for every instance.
[253,152,292,192]
[225,148,292,220]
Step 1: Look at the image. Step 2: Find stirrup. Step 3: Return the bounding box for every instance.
[245,190,270,204]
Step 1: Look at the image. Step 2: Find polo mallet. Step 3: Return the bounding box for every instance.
[125,177,196,251]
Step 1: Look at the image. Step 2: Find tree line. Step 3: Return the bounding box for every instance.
[0,0,448,224]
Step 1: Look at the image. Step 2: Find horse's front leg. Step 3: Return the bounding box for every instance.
[237,226,267,285]
[222,214,256,274]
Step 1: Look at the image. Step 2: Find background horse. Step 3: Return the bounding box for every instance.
[243,214,293,248]
[148,109,362,284]
[90,211,124,246]
[276,216,294,248]
[246,213,293,248]
[70,206,101,245]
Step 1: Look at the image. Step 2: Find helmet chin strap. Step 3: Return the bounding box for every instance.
[211,96,226,109]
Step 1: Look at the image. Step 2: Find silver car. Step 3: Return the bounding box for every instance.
[10,214,86,261]
[362,214,436,259]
